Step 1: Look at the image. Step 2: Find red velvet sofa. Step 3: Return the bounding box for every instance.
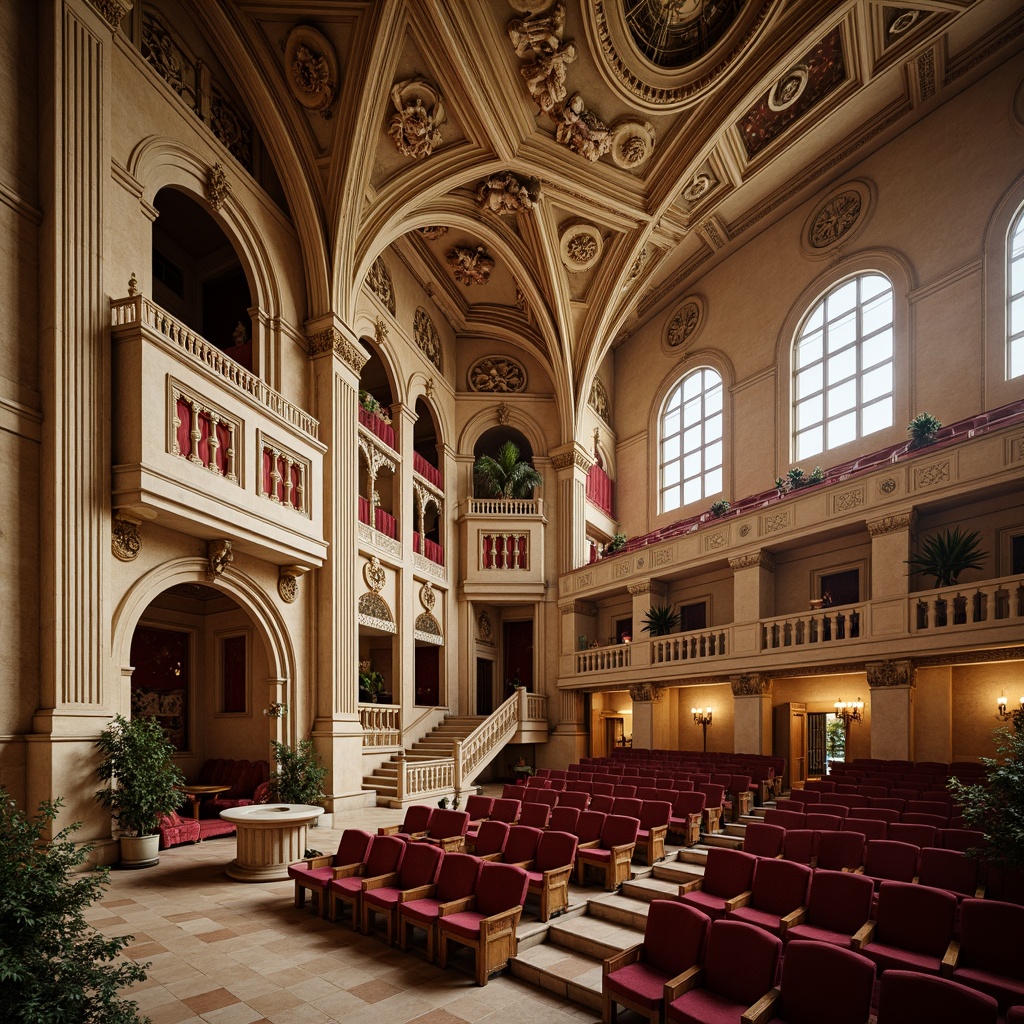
[156,810,237,849]
[196,758,270,817]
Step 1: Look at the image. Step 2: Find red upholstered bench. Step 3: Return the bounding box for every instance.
[157,811,200,849]
[195,758,270,817]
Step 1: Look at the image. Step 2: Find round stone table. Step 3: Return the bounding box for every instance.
[219,804,324,882]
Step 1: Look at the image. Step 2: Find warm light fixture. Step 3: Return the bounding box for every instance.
[692,707,713,752]
[997,695,1024,721]
[834,697,864,726]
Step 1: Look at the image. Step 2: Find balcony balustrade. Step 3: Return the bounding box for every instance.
[458,497,546,597]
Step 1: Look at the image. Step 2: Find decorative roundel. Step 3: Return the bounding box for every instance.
[420,581,436,611]
[363,556,386,593]
[889,11,920,36]
[665,295,705,351]
[559,224,603,273]
[801,179,874,258]
[610,120,656,169]
[682,172,716,204]
[768,64,809,112]
[284,25,338,114]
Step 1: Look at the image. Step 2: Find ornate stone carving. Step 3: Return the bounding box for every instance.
[555,94,612,162]
[810,191,862,248]
[418,225,448,240]
[667,298,702,348]
[879,477,898,494]
[627,580,654,595]
[277,564,309,604]
[589,375,610,422]
[284,26,337,117]
[521,41,577,115]
[90,0,130,31]
[731,674,772,697]
[374,318,389,346]
[447,245,494,286]
[209,83,253,168]
[652,549,672,566]
[629,683,662,703]
[388,77,446,159]
[205,163,231,211]
[559,224,603,272]
[550,447,592,472]
[729,552,775,571]
[469,356,526,393]
[706,531,727,550]
[413,308,443,371]
[414,612,442,638]
[111,512,141,562]
[477,610,493,641]
[867,510,917,536]
[476,172,541,215]
[738,524,751,538]
[763,511,790,534]
[614,559,633,578]
[559,600,596,616]
[889,10,921,37]
[682,171,717,204]
[867,659,917,689]
[769,64,810,111]
[307,326,368,373]
[914,461,951,488]
[496,402,512,426]
[834,489,864,511]
[610,120,656,168]
[363,556,386,593]
[508,2,566,57]
[206,539,233,579]
[358,592,395,631]
[916,49,936,101]
[575,571,594,589]
[627,246,649,282]
[365,257,396,315]
[701,218,727,249]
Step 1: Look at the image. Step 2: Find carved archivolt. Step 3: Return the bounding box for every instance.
[469,356,526,394]
[731,674,772,697]
[867,659,917,689]
[629,683,662,703]
[447,245,495,286]
[365,257,396,316]
[111,512,141,562]
[589,375,610,422]
[388,77,446,159]
[284,25,337,117]
[414,308,443,371]
[476,172,541,215]
[205,163,231,211]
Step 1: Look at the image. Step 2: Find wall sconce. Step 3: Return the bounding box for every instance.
[621,633,632,644]
[263,702,288,719]
[692,707,713,752]
[834,698,864,727]
[997,695,1024,721]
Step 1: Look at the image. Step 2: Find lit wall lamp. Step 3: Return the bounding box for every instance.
[834,697,864,749]
[997,695,1024,721]
[692,707,713,752]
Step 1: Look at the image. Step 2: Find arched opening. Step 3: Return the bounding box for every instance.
[152,187,254,371]
[357,344,399,536]
[472,425,536,499]
[412,397,444,564]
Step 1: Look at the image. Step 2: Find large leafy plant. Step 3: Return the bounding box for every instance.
[641,605,679,637]
[95,714,185,837]
[0,791,149,1023]
[474,441,542,499]
[269,739,327,806]
[906,526,987,588]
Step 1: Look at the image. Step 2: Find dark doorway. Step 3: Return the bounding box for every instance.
[503,619,533,693]
[807,711,827,776]
[820,568,859,606]
[476,658,494,715]
[415,645,439,706]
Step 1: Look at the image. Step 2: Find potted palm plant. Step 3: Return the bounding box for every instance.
[474,440,542,499]
[95,714,185,868]
[358,666,386,703]
[641,605,679,637]
[906,526,987,588]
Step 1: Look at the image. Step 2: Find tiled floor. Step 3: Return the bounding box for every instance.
[87,795,602,1024]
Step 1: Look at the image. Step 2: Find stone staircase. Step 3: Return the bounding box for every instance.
[361,714,485,804]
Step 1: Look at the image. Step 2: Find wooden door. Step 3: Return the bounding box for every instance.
[773,702,807,790]
[807,712,827,777]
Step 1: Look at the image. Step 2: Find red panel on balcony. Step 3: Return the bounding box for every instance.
[374,507,397,538]
[176,398,192,458]
[358,495,371,525]
[586,464,613,515]
[358,407,395,449]
[413,451,442,487]
[413,531,444,565]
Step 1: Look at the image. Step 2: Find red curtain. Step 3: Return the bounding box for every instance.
[586,464,614,515]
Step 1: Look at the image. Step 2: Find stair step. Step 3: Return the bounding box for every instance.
[704,833,744,850]
[620,876,682,903]
[653,859,704,887]
[586,891,650,929]
[509,944,604,1011]
[546,912,643,961]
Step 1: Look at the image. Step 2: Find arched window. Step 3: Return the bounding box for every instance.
[660,367,722,513]
[1008,205,1024,379]
[792,273,894,461]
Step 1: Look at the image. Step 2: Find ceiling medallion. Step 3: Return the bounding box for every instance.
[559,223,603,272]
[768,64,809,112]
[622,0,744,69]
[468,356,527,394]
[284,25,337,118]
[610,119,656,168]
[889,10,920,36]
[682,170,717,204]
[388,77,446,159]
[446,245,495,286]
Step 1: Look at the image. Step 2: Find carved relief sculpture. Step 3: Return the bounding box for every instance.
[284,25,338,117]
[589,375,610,422]
[469,356,527,393]
[610,119,656,168]
[730,674,773,697]
[205,163,231,211]
[477,610,493,642]
[476,172,542,215]
[446,245,495,286]
[522,41,578,115]
[867,659,917,688]
[388,78,446,159]
[277,564,308,604]
[629,683,662,703]
[365,256,396,315]
[810,191,862,248]
[206,539,234,579]
[508,2,566,57]
[667,299,701,348]
[111,512,141,562]
[555,93,612,161]
[413,308,443,371]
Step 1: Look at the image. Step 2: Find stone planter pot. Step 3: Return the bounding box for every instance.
[119,833,160,869]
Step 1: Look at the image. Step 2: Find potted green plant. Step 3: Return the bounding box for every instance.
[358,667,386,703]
[358,389,391,423]
[709,499,731,518]
[95,714,185,868]
[905,525,987,588]
[473,440,542,499]
[269,739,327,807]
[641,604,679,637]
[604,532,627,554]
[511,757,534,779]
[907,412,942,450]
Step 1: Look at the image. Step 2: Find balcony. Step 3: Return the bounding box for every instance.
[111,295,326,565]
[457,497,547,598]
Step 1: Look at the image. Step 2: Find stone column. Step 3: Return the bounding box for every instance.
[728,552,775,656]
[393,403,416,715]
[629,684,663,752]
[868,510,917,635]
[559,599,597,655]
[867,659,917,760]
[307,316,370,810]
[730,674,773,754]
[550,442,593,573]
[629,579,667,636]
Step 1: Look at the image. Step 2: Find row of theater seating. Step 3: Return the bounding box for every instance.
[777,790,964,824]
[602,896,1023,1024]
[763,807,982,850]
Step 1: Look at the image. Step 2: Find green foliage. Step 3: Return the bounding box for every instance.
[709,500,731,518]
[641,604,679,637]
[776,466,825,493]
[473,441,543,499]
[358,669,385,701]
[605,532,627,553]
[358,389,390,423]
[948,709,1024,869]
[95,715,185,837]
[269,740,327,806]
[905,525,987,588]
[907,412,942,449]
[825,717,846,761]
[0,791,149,1024]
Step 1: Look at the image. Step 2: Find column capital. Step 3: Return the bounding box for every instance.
[730,674,772,697]
[549,441,595,474]
[867,509,918,536]
[305,314,368,375]
[87,0,132,31]
[559,600,596,616]
[629,683,662,703]
[867,659,917,689]
[729,551,775,571]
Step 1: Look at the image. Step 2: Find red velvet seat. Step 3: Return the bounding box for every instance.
[678,847,757,922]
[463,794,494,837]
[379,804,432,841]
[288,827,372,916]
[763,809,804,830]
[887,822,937,851]
[814,803,850,819]
[517,802,551,829]
[522,788,559,809]
[525,829,578,921]
[876,970,998,1024]
[665,919,782,1024]
[603,900,711,1024]
[590,794,616,814]
[612,796,643,820]
[916,846,983,902]
[577,814,640,890]
[948,898,1024,1011]
[783,868,874,948]
[558,791,589,811]
[937,827,984,852]
[726,857,812,937]
[500,824,544,866]
[841,816,886,841]
[901,812,948,828]
[851,806,900,824]
[574,809,607,847]
[743,822,786,859]
[466,819,508,860]
[398,852,480,962]
[803,812,843,833]
[361,840,443,942]
[635,799,672,864]
[669,791,706,847]
[815,830,865,871]
[852,880,957,976]
[328,833,405,926]
[488,797,521,824]
[437,861,529,986]
[860,839,920,890]
[781,829,816,865]
[745,940,875,1024]
[417,808,470,852]
[695,784,725,834]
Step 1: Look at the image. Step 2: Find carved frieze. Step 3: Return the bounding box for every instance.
[388,77,446,159]
[413,308,443,371]
[559,600,596,616]
[550,447,593,472]
[468,356,526,393]
[729,551,775,572]
[867,659,917,689]
[629,683,662,703]
[730,674,772,697]
[365,257,396,316]
[762,511,790,534]
[111,512,141,562]
[627,580,654,595]
[867,510,917,536]
[914,460,951,488]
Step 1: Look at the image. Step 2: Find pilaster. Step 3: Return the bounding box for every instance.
[867,659,917,760]
[730,674,773,754]
[393,403,417,715]
[550,441,594,572]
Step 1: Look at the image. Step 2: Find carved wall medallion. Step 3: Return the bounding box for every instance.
[477,610,493,641]
[111,512,141,561]
[413,308,443,371]
[559,223,603,272]
[205,163,231,211]
[810,190,862,249]
[419,225,448,240]
[284,25,337,117]
[468,356,526,393]
[447,245,495,286]
[476,172,541,215]
[365,257,396,316]
[388,77,446,159]
[731,674,772,697]
[363,555,386,593]
[555,94,612,162]
[414,612,442,639]
[682,170,718,204]
[769,64,810,112]
[206,539,233,579]
[610,119,656,168]
[496,402,512,426]
[867,659,917,689]
[589,375,610,422]
[374,318,389,346]
[420,580,436,612]
[738,524,751,537]
[629,683,662,703]
[763,511,790,534]
[879,477,897,494]
[666,296,703,349]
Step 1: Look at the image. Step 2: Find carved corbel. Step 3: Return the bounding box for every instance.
[278,564,310,604]
[206,539,234,579]
[111,512,142,562]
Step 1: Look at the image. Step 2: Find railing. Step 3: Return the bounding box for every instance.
[467,497,540,516]
[260,438,309,515]
[576,644,632,673]
[480,532,528,569]
[395,756,454,802]
[171,385,238,481]
[586,464,614,516]
[358,407,396,449]
[761,603,865,650]
[111,295,319,440]
[524,692,548,721]
[413,451,442,488]
[454,688,522,792]
[359,703,401,747]
[651,628,729,663]
[910,575,1024,632]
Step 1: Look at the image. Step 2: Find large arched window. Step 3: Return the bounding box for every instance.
[792,273,894,461]
[1008,205,1024,379]
[660,367,722,513]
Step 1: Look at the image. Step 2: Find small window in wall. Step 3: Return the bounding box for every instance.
[1012,534,1024,575]
[219,632,248,714]
[819,568,859,607]
[615,618,633,644]
[1008,205,1024,379]
[679,601,707,632]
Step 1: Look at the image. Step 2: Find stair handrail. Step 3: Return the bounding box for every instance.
[452,687,525,797]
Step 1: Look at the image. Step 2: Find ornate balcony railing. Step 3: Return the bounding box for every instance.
[652,628,729,663]
[576,644,632,673]
[910,575,1024,632]
[359,703,401,748]
[761,604,864,650]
